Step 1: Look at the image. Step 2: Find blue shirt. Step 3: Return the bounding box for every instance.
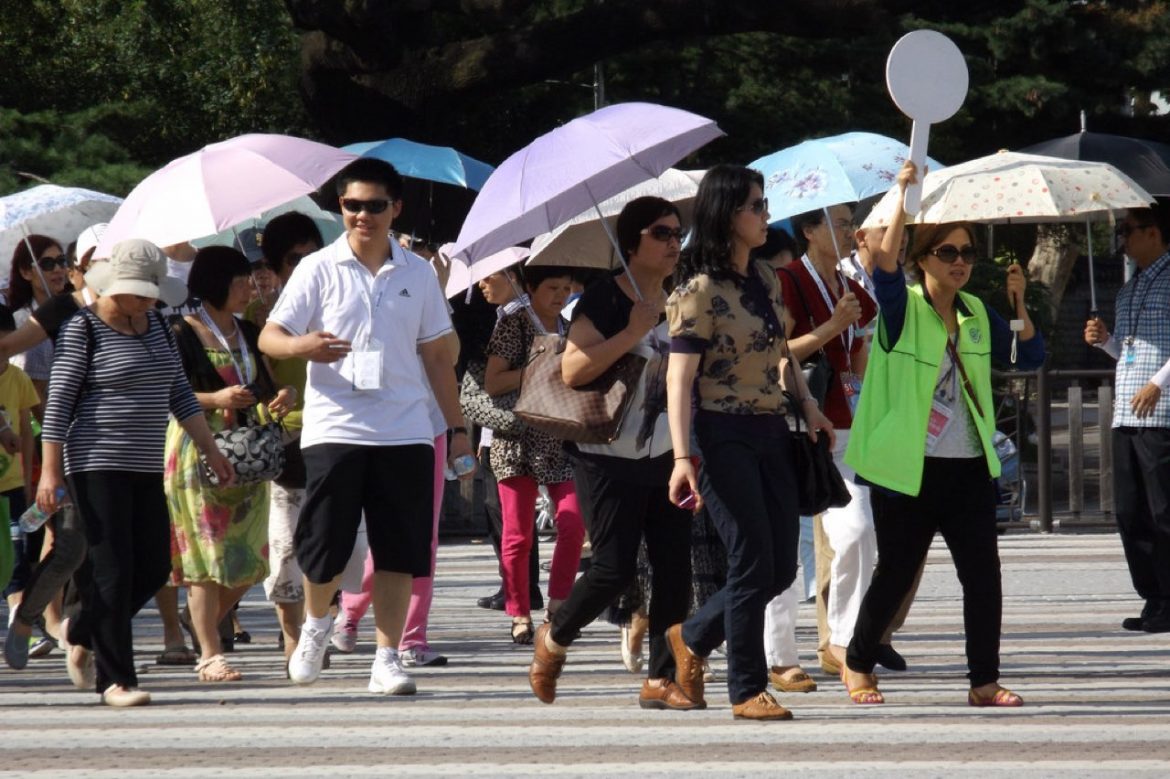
[1112,251,1170,429]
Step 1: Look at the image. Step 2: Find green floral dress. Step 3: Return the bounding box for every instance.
[165,347,270,588]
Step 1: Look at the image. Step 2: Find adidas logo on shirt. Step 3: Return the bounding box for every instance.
[399,289,411,297]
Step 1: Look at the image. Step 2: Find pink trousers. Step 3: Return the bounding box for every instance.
[340,434,446,650]
[497,476,584,617]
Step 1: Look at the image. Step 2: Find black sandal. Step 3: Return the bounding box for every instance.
[511,619,535,645]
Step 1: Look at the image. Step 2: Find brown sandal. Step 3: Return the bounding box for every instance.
[195,654,242,682]
[511,618,535,645]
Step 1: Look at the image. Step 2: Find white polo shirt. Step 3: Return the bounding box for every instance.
[268,233,453,449]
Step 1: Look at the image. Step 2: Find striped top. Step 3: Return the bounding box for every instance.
[42,309,203,475]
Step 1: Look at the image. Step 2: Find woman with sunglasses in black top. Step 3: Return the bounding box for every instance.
[7,236,71,420]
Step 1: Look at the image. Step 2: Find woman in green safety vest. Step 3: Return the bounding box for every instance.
[841,165,1045,707]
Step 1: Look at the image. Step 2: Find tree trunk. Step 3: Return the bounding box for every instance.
[1027,224,1080,317]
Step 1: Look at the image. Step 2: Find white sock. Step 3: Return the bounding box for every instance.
[376,646,398,661]
[305,613,333,632]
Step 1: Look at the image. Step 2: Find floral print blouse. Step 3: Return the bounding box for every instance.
[667,259,788,416]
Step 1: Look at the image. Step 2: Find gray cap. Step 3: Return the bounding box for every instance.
[84,239,188,307]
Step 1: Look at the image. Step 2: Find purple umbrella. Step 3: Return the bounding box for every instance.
[451,103,722,292]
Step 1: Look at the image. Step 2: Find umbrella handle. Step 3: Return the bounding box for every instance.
[19,224,52,302]
[586,183,643,302]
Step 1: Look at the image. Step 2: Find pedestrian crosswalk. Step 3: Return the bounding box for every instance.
[0,532,1168,776]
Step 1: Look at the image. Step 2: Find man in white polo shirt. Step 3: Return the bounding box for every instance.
[259,158,473,694]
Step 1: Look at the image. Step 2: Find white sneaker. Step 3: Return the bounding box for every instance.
[368,649,417,695]
[400,646,448,667]
[288,622,331,685]
[60,617,95,691]
[331,616,356,653]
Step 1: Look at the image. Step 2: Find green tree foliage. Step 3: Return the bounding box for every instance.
[0,0,308,195]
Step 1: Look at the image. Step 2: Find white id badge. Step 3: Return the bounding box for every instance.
[925,396,953,451]
[352,337,384,391]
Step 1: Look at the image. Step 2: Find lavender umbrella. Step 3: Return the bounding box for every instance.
[451,103,723,293]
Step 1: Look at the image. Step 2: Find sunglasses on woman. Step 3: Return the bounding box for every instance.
[737,197,769,216]
[929,244,978,264]
[640,225,685,243]
[37,255,69,271]
[341,198,392,215]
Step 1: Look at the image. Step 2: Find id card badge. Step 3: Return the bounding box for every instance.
[352,336,384,391]
[841,372,862,416]
[1125,344,1137,366]
[925,396,954,451]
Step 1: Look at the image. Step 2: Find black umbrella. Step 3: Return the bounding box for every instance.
[1020,131,1170,197]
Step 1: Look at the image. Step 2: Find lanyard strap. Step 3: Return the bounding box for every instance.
[199,307,253,386]
[945,334,984,420]
[800,254,855,357]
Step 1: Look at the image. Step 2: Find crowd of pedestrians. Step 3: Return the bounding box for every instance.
[6,152,1167,721]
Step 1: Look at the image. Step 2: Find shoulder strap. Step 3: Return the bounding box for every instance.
[945,335,985,420]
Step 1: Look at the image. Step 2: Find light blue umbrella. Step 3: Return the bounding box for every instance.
[750,131,945,223]
[342,138,494,191]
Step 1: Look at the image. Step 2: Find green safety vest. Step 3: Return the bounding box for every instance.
[844,284,1000,497]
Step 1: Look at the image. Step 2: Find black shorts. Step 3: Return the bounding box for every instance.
[295,443,435,583]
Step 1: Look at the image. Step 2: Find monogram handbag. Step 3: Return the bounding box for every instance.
[459,359,525,435]
[513,333,646,445]
[207,411,286,485]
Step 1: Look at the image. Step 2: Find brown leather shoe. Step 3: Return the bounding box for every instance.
[665,623,705,707]
[731,691,793,721]
[638,677,705,710]
[528,623,566,704]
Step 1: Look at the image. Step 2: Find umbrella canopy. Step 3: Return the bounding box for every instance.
[442,246,531,299]
[1019,131,1170,198]
[861,151,1154,228]
[343,138,494,190]
[451,102,723,266]
[750,131,944,223]
[191,195,344,255]
[0,185,122,271]
[97,134,356,257]
[527,169,704,269]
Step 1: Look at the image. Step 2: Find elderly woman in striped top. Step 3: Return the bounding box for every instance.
[37,239,233,708]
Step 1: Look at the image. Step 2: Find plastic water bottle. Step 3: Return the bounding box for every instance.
[451,454,477,477]
[17,488,68,534]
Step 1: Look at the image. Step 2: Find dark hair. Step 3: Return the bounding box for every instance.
[751,227,798,263]
[262,212,324,272]
[1129,198,1170,245]
[334,158,404,201]
[8,234,64,310]
[615,196,682,264]
[0,303,16,333]
[188,245,252,309]
[517,264,573,293]
[675,165,764,284]
[905,222,977,282]
[790,209,824,255]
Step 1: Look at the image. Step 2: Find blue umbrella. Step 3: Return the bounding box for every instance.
[343,138,495,243]
[750,131,945,223]
[343,138,494,191]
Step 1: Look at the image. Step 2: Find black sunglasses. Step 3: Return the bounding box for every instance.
[929,244,978,265]
[1116,222,1153,238]
[737,197,769,216]
[341,198,392,215]
[641,225,685,243]
[37,255,69,271]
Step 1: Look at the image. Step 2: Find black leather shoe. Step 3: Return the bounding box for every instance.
[1143,615,1170,633]
[875,643,907,672]
[1122,616,1146,631]
[476,591,505,611]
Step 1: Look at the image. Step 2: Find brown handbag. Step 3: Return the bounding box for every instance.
[513,333,647,444]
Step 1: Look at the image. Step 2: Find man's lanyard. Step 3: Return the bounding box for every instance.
[1125,255,1170,348]
[800,253,855,368]
[199,306,253,385]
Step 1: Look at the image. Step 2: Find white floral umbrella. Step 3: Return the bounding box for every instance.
[0,184,123,275]
[861,151,1153,228]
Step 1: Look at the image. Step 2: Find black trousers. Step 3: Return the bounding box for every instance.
[68,470,172,692]
[681,415,799,705]
[847,457,1002,687]
[480,446,540,599]
[1112,427,1170,608]
[550,456,692,679]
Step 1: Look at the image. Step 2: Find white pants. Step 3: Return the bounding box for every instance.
[763,575,804,667]
[823,429,876,647]
[264,484,305,603]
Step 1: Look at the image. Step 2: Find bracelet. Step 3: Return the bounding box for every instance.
[449,426,468,436]
[674,455,691,460]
